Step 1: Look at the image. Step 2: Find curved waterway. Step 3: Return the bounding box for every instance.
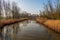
[0,20,60,40]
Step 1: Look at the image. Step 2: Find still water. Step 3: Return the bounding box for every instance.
[0,20,60,40]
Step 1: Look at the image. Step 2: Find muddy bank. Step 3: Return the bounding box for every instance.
[36,18,60,33]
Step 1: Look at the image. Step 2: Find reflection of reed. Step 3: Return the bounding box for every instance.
[12,23,20,40]
[45,27,60,40]
[4,26,13,40]
[0,33,3,40]
[13,23,20,34]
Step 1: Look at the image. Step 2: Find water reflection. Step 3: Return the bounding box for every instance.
[0,20,60,40]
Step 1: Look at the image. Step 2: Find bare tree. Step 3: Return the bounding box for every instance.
[55,0,60,19]
[40,0,60,19]
[0,0,2,20]
[12,2,20,19]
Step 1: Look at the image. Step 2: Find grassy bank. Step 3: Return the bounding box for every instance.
[36,18,60,33]
[0,18,28,28]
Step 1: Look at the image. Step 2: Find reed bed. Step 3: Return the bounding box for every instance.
[36,18,60,33]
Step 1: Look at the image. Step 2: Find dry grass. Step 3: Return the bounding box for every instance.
[44,20,60,32]
[0,18,28,27]
[36,18,60,33]
[36,18,47,23]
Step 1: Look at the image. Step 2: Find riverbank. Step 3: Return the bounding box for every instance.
[36,18,60,33]
[0,18,28,28]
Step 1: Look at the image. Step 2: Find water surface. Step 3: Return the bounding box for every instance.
[1,20,60,40]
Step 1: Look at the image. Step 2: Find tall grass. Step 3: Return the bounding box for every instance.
[40,0,60,19]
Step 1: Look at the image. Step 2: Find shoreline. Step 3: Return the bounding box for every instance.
[0,18,28,29]
[36,18,60,33]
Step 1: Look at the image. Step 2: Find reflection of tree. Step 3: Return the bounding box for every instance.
[21,20,29,26]
[12,23,20,34]
[12,23,20,40]
[1,23,20,40]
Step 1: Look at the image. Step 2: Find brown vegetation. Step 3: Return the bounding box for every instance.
[40,0,60,19]
[0,18,28,28]
[44,20,60,33]
[36,18,60,33]
[37,0,60,33]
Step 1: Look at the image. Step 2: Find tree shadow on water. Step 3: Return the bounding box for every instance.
[0,33,3,40]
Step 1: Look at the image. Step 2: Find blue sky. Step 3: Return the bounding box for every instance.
[17,0,46,14]
[5,0,56,14]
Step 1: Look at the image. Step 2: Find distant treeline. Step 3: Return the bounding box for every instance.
[0,0,38,20]
[40,0,60,19]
